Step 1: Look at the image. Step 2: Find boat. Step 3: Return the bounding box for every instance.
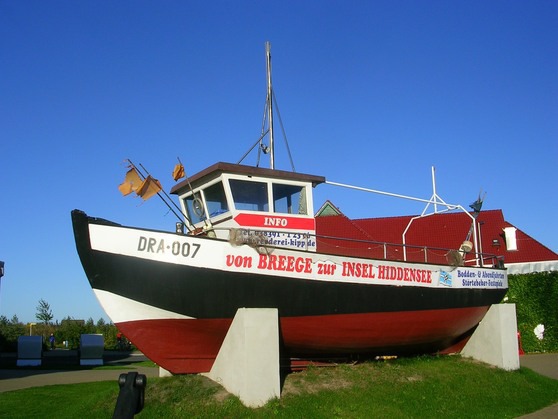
[71,43,508,374]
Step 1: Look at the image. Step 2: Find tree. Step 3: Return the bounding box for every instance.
[0,315,26,351]
[84,317,95,334]
[58,317,85,349]
[36,298,54,324]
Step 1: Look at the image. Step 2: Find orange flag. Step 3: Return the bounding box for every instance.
[118,168,143,196]
[172,163,185,181]
[136,176,162,200]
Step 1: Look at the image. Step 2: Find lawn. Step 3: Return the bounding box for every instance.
[1,355,557,418]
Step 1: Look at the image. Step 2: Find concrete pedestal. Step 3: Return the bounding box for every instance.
[461,303,520,371]
[203,308,280,408]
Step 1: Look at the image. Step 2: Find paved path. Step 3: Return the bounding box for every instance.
[517,353,558,419]
[0,350,159,393]
[0,366,159,393]
[520,353,558,380]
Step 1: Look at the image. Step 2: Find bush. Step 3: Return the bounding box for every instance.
[506,271,558,353]
[0,316,26,352]
[56,317,122,350]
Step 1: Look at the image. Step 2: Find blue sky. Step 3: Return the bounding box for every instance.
[1,1,556,323]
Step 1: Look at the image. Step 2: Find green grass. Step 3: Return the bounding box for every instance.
[1,355,558,418]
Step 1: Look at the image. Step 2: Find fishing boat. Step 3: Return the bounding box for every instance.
[71,43,507,374]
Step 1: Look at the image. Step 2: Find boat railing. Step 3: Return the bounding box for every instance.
[218,227,504,268]
[313,233,504,268]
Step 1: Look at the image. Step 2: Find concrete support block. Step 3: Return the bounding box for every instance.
[159,366,173,377]
[461,304,520,371]
[17,336,42,367]
[80,334,104,366]
[203,308,280,408]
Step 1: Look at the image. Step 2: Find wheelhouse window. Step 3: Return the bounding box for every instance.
[229,179,269,212]
[184,192,205,225]
[204,181,229,218]
[273,184,307,215]
[183,181,229,225]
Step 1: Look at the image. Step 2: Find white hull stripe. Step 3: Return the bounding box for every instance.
[93,289,193,323]
[88,223,508,290]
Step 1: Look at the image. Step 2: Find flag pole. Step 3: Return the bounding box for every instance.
[126,160,192,231]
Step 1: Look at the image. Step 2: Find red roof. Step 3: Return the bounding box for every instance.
[315,208,558,269]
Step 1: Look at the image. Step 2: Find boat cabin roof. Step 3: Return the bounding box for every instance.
[170,162,326,195]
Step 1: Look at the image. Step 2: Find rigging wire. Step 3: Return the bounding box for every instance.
[237,130,269,165]
[272,91,296,172]
[138,163,186,222]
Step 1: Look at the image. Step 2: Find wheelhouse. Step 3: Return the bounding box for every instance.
[170,163,325,248]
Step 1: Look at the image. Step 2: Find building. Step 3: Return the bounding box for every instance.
[315,201,557,275]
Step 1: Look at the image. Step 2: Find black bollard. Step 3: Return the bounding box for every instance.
[112,372,147,419]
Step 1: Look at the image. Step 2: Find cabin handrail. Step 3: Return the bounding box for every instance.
[208,227,504,268]
[313,233,503,268]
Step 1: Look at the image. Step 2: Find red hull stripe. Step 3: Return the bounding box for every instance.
[117,306,488,374]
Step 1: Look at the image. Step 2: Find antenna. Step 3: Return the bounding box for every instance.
[238,42,296,171]
[265,41,274,169]
[431,166,438,213]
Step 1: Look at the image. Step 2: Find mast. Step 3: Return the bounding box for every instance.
[265,41,275,169]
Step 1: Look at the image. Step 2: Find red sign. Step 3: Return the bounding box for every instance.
[233,213,315,231]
